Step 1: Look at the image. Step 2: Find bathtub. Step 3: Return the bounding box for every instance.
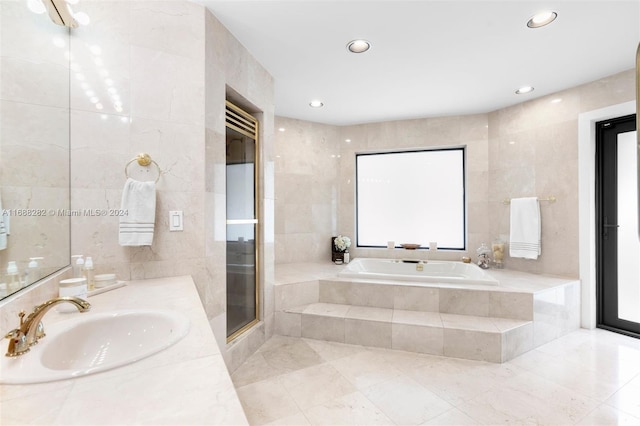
[339,258,499,286]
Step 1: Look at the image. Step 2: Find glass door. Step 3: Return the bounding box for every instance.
[596,114,639,338]
[225,101,259,340]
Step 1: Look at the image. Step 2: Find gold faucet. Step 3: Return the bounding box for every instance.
[4,296,91,357]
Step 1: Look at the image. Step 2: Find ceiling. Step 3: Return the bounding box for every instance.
[200,1,640,126]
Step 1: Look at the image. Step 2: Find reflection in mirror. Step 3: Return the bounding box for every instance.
[0,2,71,299]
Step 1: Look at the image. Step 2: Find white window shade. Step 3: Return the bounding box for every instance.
[356,148,465,250]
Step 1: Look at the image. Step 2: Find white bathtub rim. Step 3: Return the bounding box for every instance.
[338,258,498,286]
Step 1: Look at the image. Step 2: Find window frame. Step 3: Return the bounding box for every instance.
[355,146,467,251]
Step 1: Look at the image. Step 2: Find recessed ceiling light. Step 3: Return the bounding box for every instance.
[515,86,534,95]
[309,100,324,108]
[347,39,371,53]
[527,11,557,28]
[550,98,563,104]
[278,128,286,132]
[345,139,351,143]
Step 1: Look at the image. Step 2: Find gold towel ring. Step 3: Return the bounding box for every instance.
[124,153,161,183]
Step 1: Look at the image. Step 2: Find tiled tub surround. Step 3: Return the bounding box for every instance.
[274,262,579,363]
[275,69,636,281]
[0,276,248,425]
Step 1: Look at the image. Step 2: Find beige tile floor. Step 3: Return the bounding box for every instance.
[232,329,640,425]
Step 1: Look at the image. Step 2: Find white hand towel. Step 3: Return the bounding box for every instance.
[119,178,156,246]
[0,193,7,251]
[509,197,541,260]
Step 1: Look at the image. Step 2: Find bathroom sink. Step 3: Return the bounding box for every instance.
[0,309,190,384]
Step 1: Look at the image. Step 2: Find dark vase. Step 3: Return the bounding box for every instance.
[331,237,345,262]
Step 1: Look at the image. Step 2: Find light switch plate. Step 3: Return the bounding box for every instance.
[169,211,183,231]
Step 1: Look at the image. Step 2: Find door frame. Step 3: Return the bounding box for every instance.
[595,114,638,337]
[578,101,635,329]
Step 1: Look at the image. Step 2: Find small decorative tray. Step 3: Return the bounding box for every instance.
[400,243,421,250]
[87,281,126,297]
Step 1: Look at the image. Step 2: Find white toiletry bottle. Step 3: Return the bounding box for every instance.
[344,251,350,264]
[83,256,95,291]
[6,261,21,292]
[27,257,43,283]
[73,255,84,279]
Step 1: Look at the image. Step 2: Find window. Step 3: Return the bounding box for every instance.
[356,147,466,250]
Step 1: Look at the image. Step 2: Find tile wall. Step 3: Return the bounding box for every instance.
[275,69,636,279]
[488,69,635,277]
[1,1,276,370]
[337,114,490,264]
[274,118,340,263]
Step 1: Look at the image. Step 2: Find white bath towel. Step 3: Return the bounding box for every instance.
[119,178,156,246]
[509,197,541,260]
[0,193,7,251]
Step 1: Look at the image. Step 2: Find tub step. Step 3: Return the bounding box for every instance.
[319,279,534,321]
[277,303,533,363]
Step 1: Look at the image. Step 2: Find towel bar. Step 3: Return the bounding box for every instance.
[503,196,556,205]
[124,153,161,183]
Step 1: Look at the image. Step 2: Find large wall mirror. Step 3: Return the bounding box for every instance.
[0,2,71,299]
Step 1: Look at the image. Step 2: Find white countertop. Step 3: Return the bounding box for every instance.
[0,276,249,426]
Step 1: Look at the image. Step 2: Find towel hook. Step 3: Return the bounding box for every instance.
[124,153,161,183]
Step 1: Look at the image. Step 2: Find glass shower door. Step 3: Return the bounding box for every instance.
[225,102,259,340]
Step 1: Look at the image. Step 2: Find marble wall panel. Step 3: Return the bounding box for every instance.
[274,117,340,264]
[203,9,275,368]
[70,110,130,190]
[273,68,633,280]
[1,0,275,373]
[130,46,204,125]
[1,102,69,188]
[488,69,634,277]
[131,1,204,60]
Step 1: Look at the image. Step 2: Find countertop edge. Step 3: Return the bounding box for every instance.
[0,275,249,426]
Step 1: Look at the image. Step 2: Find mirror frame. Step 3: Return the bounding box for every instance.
[637,42,640,238]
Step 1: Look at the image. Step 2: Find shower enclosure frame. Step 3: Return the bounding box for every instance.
[225,100,261,343]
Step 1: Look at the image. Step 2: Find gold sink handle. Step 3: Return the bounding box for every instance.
[4,297,91,357]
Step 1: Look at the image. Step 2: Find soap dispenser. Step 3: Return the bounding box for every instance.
[26,257,43,283]
[73,255,84,279]
[6,261,21,292]
[83,256,95,291]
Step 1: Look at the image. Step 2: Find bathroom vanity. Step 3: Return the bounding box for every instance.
[0,276,248,425]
